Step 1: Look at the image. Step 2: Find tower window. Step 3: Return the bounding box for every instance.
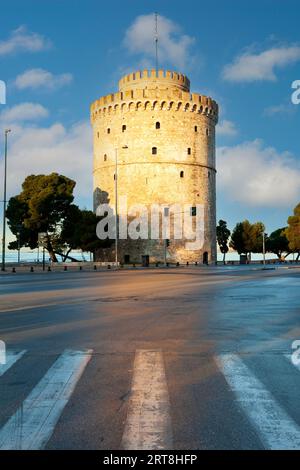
[122,125,126,132]
[152,147,157,155]
[104,154,107,161]
[107,128,110,134]
[187,148,191,155]
[206,128,209,136]
[114,173,116,180]
[180,171,184,178]
[155,122,160,129]
[190,207,197,217]
[194,126,198,132]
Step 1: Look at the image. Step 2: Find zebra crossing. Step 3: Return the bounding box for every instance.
[0,348,300,450]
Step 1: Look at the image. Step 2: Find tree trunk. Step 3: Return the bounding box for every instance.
[62,248,72,262]
[223,251,226,265]
[54,250,79,262]
[46,237,58,262]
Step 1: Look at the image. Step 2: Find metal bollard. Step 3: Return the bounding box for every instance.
[79,266,82,271]
[64,266,67,271]
[94,265,97,270]
[48,266,51,272]
[30,266,34,272]
[12,267,16,273]
[107,265,111,269]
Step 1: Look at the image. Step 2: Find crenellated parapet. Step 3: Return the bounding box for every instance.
[91,90,218,124]
[119,69,190,92]
[91,69,218,125]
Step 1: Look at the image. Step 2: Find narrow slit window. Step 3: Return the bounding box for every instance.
[122,124,126,132]
[104,154,107,161]
[187,148,191,155]
[194,126,198,132]
[180,171,184,178]
[156,122,160,129]
[152,147,157,155]
[206,128,209,136]
[107,128,110,134]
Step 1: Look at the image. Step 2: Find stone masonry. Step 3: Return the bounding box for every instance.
[91,69,218,264]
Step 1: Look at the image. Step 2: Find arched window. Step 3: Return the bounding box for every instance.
[156,122,160,129]
[152,147,157,155]
[187,148,191,155]
[180,171,184,178]
[107,128,110,134]
[122,124,126,132]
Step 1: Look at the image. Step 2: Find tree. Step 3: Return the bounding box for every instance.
[229,222,245,255]
[216,220,231,264]
[230,220,265,259]
[60,208,113,261]
[266,228,289,259]
[285,203,300,260]
[6,173,76,262]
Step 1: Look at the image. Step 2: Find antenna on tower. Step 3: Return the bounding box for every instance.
[154,12,158,73]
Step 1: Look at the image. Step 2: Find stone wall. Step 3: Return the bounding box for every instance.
[91,69,218,264]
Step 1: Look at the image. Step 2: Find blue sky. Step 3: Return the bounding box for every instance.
[0,0,300,238]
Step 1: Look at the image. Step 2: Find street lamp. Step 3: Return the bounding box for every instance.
[1,129,11,271]
[262,232,267,266]
[115,145,128,269]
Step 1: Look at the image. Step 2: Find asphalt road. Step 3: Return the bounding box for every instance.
[0,266,300,450]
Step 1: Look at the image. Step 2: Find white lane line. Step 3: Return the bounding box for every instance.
[217,354,300,450]
[0,350,26,377]
[0,349,92,450]
[121,349,172,450]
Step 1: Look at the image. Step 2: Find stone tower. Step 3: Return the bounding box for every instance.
[91,69,218,264]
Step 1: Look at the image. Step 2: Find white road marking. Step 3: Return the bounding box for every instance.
[0,349,92,450]
[0,350,26,377]
[121,349,172,450]
[217,354,300,450]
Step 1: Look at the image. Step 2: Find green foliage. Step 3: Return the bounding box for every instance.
[216,220,231,263]
[230,220,265,255]
[285,203,300,257]
[6,173,113,262]
[6,173,76,261]
[60,207,112,257]
[266,228,289,259]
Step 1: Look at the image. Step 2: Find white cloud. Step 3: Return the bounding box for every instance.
[217,120,238,137]
[0,120,92,205]
[263,103,295,116]
[223,46,300,82]
[0,103,48,123]
[0,26,51,56]
[123,14,195,70]
[15,68,73,90]
[217,140,300,207]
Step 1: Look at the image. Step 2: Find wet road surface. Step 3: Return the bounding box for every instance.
[0,266,299,449]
